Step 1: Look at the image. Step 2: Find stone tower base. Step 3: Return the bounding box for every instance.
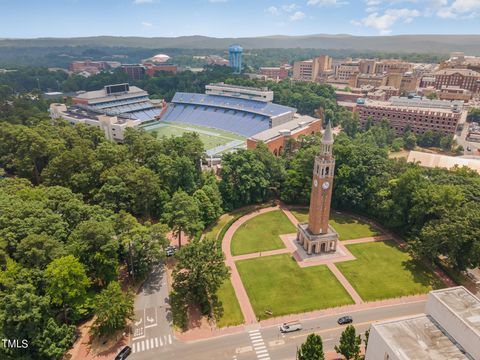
[297,223,339,255]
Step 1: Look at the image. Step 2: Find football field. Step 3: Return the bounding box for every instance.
[141,121,246,156]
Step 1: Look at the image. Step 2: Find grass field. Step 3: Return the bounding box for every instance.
[141,121,245,152]
[336,241,444,301]
[231,210,295,256]
[236,254,354,319]
[290,209,381,240]
[216,279,244,328]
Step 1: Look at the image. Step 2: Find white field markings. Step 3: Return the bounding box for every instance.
[248,329,271,360]
[132,334,173,354]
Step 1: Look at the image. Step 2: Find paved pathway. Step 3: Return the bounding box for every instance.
[222,206,281,325]
[327,263,364,304]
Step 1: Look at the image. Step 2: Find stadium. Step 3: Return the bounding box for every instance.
[72,83,166,123]
[143,83,301,157]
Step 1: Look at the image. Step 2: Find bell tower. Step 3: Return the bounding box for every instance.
[296,120,339,255]
[308,120,335,235]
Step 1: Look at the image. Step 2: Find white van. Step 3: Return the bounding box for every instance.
[279,321,302,333]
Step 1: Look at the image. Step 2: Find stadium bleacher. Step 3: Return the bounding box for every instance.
[161,92,295,137]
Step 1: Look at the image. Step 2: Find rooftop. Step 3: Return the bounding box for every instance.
[407,151,480,173]
[74,86,147,102]
[373,315,470,360]
[249,115,319,141]
[430,287,480,335]
[433,68,480,77]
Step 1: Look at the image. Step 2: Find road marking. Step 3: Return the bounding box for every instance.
[141,340,145,352]
[154,337,159,348]
[132,343,136,353]
[268,340,285,347]
[168,334,172,344]
[247,329,271,360]
[160,336,163,346]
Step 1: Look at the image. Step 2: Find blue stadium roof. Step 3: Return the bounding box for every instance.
[171,92,296,118]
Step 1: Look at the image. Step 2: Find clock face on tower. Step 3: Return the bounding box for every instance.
[314,179,318,187]
[322,181,330,190]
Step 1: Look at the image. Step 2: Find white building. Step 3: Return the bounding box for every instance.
[366,287,480,360]
[49,103,140,142]
[205,82,274,102]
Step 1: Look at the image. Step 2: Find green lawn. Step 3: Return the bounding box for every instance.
[216,279,244,328]
[236,254,354,319]
[336,241,444,301]
[142,122,245,152]
[231,210,295,256]
[290,208,381,240]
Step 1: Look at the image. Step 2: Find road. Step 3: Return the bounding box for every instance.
[130,264,174,357]
[131,297,426,360]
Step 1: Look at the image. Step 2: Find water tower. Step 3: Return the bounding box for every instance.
[229,44,243,74]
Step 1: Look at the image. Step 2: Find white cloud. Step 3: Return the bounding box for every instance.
[282,3,299,12]
[437,0,480,18]
[133,0,153,4]
[141,21,153,28]
[266,6,280,15]
[307,0,348,6]
[355,8,421,34]
[290,10,306,21]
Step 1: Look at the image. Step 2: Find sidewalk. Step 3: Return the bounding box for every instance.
[221,206,281,325]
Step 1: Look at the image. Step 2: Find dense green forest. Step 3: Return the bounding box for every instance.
[0,45,448,69]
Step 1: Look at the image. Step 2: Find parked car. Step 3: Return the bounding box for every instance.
[166,245,176,257]
[279,321,302,333]
[115,346,132,360]
[337,316,353,325]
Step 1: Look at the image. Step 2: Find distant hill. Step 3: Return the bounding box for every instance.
[1,34,480,55]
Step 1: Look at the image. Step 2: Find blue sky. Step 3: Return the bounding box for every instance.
[1,0,480,38]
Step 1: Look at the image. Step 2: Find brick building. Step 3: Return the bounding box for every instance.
[247,115,321,155]
[421,69,480,93]
[357,96,466,136]
[259,66,288,80]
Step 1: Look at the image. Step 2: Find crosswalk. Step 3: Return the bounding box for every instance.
[248,329,270,360]
[132,334,172,354]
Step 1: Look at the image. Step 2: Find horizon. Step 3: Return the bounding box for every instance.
[3,33,480,40]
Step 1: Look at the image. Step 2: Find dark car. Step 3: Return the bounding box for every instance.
[115,346,132,360]
[166,245,176,257]
[337,316,353,325]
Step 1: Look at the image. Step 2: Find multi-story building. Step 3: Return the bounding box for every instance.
[355,74,388,88]
[357,96,466,135]
[336,61,360,81]
[293,55,333,82]
[49,103,140,142]
[293,59,315,81]
[69,60,121,75]
[374,60,412,74]
[259,66,288,81]
[72,83,166,123]
[247,115,321,155]
[421,69,480,93]
[121,64,146,80]
[365,287,480,360]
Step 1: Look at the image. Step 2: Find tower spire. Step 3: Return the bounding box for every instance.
[322,119,333,145]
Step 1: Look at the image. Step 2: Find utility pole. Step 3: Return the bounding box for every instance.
[129,241,135,279]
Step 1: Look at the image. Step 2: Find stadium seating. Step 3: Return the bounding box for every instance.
[160,92,295,137]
